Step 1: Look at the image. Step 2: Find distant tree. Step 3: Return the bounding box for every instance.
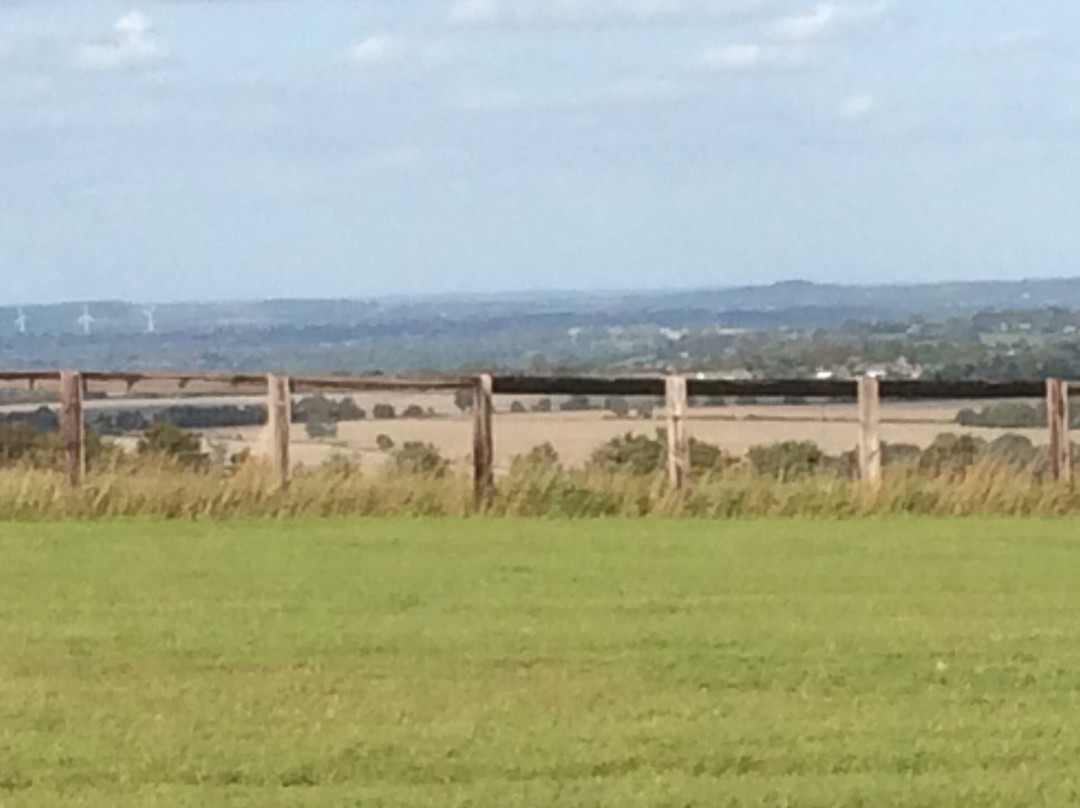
[532,398,553,413]
[604,397,631,418]
[337,397,366,421]
[560,395,592,412]
[454,388,474,413]
[373,403,396,420]
[402,404,426,419]
[510,401,527,414]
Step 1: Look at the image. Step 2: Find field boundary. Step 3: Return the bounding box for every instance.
[1,369,1073,495]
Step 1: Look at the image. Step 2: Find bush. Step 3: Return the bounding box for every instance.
[636,406,654,419]
[373,403,396,420]
[137,422,207,468]
[392,442,449,478]
[747,441,826,480]
[402,404,427,419]
[510,401,527,414]
[509,443,562,477]
[918,433,988,476]
[986,433,1038,470]
[532,398,553,413]
[589,432,664,475]
[589,430,733,477]
[375,434,395,452]
[0,422,53,465]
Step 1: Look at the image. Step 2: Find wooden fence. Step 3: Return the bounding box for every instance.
[0,371,1072,495]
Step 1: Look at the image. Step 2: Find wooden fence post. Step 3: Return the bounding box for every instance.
[1047,378,1071,483]
[266,373,292,489]
[665,375,689,490]
[472,374,495,503]
[59,371,85,489]
[858,376,882,487]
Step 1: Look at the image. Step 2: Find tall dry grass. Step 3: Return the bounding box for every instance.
[0,457,1078,519]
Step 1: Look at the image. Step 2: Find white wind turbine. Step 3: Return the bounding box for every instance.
[142,305,157,334]
[14,307,27,335]
[78,306,94,336]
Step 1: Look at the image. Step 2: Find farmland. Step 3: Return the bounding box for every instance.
[205,397,1046,473]
[2,518,1079,806]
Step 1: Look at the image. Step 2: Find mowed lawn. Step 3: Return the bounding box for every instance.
[1,519,1080,807]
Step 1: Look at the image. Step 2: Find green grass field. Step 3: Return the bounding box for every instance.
[2,518,1079,806]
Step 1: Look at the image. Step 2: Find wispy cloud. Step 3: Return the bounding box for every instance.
[74,12,167,72]
[838,92,877,120]
[450,0,772,27]
[699,41,809,72]
[772,2,898,43]
[345,33,456,71]
[347,35,405,68]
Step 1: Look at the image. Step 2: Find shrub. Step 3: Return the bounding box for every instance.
[532,398,553,413]
[373,403,396,420]
[375,434,395,452]
[0,422,49,465]
[509,443,562,477]
[402,404,427,419]
[747,441,827,480]
[636,406,654,420]
[918,433,988,476]
[510,401,527,414]
[393,442,449,478]
[137,422,207,468]
[986,433,1038,469]
[589,432,664,475]
[589,430,733,477]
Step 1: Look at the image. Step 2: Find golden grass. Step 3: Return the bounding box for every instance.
[1,458,1077,519]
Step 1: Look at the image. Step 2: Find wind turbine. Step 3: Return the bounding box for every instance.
[142,305,157,335]
[13,307,27,335]
[78,306,94,336]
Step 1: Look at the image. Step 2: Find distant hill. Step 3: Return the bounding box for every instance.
[5,278,1080,338]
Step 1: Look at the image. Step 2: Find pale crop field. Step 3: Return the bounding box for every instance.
[1,518,1079,806]
[197,398,1046,472]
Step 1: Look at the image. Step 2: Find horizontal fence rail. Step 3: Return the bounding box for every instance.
[0,369,1073,495]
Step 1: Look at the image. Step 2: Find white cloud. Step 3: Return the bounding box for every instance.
[348,35,404,67]
[772,2,897,43]
[699,42,809,72]
[74,11,167,72]
[345,34,455,71]
[838,92,877,120]
[450,0,771,27]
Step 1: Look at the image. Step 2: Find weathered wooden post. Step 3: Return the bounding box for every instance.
[472,374,495,503]
[1046,378,1071,483]
[58,370,85,489]
[266,373,292,490]
[665,375,689,490]
[857,375,882,487]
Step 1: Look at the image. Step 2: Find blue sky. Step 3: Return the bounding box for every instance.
[1,0,1078,304]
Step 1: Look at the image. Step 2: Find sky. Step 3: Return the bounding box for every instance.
[1,0,1079,304]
